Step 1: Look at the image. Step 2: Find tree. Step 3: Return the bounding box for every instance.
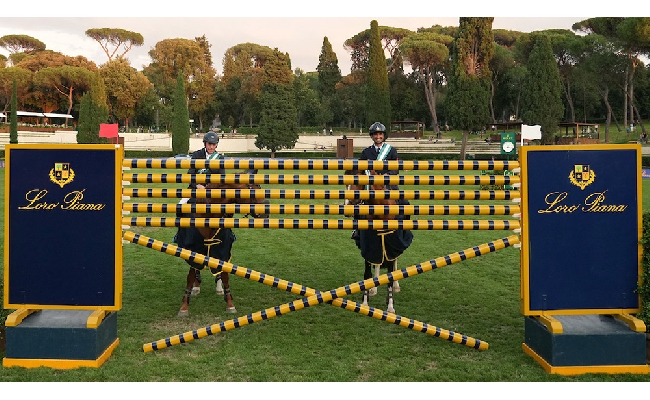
[85,28,144,61]
[574,34,626,140]
[366,20,392,131]
[100,58,152,128]
[255,82,298,158]
[293,68,320,126]
[76,72,109,144]
[344,25,414,72]
[172,70,190,155]
[573,17,650,131]
[0,67,31,114]
[143,38,209,103]
[188,35,218,131]
[32,66,95,125]
[221,43,292,127]
[400,31,454,137]
[14,50,97,114]
[0,34,46,66]
[446,17,494,159]
[10,79,17,144]
[489,44,515,123]
[317,37,342,99]
[316,37,342,129]
[520,34,564,144]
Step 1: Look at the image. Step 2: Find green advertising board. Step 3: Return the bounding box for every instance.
[500,132,516,156]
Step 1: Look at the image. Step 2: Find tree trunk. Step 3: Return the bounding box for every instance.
[489,81,496,123]
[421,69,441,138]
[460,130,469,160]
[562,79,575,122]
[633,101,646,135]
[623,67,630,131]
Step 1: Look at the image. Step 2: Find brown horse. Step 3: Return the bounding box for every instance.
[346,169,413,313]
[175,169,268,316]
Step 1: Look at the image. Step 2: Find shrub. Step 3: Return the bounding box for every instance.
[637,212,650,330]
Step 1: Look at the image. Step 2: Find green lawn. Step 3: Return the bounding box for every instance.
[1,159,650,382]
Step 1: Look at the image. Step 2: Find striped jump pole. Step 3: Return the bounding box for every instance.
[122,188,518,201]
[123,217,521,231]
[123,158,520,171]
[122,173,521,187]
[121,231,520,352]
[122,203,520,217]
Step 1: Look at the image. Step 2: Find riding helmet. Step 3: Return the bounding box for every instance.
[203,131,220,144]
[369,122,386,137]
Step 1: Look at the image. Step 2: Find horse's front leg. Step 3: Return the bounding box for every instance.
[215,272,224,295]
[393,258,399,293]
[362,260,373,307]
[179,267,197,317]
[385,259,396,314]
[220,272,237,313]
[191,268,202,296]
[369,264,380,296]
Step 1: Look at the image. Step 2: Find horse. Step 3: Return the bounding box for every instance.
[346,169,413,313]
[174,169,268,317]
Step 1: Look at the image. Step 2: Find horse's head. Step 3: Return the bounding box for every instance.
[197,169,269,218]
[344,169,365,207]
[344,169,396,220]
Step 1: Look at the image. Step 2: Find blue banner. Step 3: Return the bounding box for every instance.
[521,146,641,313]
[6,145,121,309]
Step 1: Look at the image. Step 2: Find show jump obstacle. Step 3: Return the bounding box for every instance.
[3,144,123,369]
[3,143,648,375]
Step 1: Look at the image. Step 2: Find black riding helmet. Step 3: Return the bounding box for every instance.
[203,131,219,145]
[369,122,387,138]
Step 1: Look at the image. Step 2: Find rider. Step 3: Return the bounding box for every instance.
[359,122,399,188]
[175,130,228,295]
[188,130,224,191]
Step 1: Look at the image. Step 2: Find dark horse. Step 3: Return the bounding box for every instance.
[174,169,268,317]
[346,169,413,313]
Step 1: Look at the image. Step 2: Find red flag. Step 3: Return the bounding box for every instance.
[99,123,119,138]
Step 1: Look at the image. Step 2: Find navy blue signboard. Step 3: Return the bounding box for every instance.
[4,144,122,310]
[520,145,641,314]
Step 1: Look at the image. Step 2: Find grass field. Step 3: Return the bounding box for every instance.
[1,157,650,384]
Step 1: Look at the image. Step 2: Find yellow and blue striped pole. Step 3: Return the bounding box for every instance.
[122,203,520,216]
[124,158,519,171]
[123,188,518,201]
[123,217,521,231]
[122,173,521,186]
[122,231,519,352]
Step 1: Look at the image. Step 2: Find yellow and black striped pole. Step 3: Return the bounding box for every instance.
[122,172,521,186]
[123,217,521,231]
[122,231,519,353]
[123,158,519,171]
[123,203,520,217]
[123,187,517,201]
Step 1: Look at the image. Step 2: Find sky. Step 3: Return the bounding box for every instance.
[0,2,644,75]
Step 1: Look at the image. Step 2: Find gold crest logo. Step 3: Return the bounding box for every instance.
[569,164,595,190]
[49,163,75,188]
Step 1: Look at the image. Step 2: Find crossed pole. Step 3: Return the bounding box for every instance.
[122,231,520,353]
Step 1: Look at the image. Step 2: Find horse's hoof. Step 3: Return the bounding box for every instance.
[177,309,189,317]
[369,287,377,296]
[387,307,395,314]
[225,307,237,313]
[191,287,200,296]
[216,287,224,295]
[393,286,400,293]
